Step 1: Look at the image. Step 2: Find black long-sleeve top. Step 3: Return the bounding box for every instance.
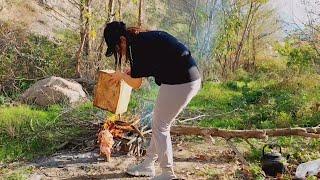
[129,31,200,86]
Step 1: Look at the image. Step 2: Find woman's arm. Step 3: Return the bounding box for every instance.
[109,71,142,90]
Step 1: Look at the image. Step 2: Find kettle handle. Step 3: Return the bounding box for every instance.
[263,144,282,156]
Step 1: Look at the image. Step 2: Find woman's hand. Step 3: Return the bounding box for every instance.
[109,71,123,84]
[124,68,131,75]
[109,69,142,89]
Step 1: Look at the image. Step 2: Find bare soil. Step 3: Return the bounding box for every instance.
[27,137,243,180]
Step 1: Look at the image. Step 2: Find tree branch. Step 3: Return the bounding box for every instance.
[171,126,320,139]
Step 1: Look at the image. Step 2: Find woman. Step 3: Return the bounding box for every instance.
[104,21,201,180]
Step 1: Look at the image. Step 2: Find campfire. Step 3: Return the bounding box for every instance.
[98,116,152,161]
[93,69,154,161]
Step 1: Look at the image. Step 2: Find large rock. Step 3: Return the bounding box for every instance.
[21,76,87,106]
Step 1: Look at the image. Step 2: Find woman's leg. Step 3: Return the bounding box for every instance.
[151,79,201,169]
[127,79,201,177]
[144,133,158,163]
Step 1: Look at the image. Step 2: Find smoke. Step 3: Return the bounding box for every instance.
[139,100,154,129]
[194,0,221,61]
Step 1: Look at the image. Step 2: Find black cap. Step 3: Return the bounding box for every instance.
[103,21,127,57]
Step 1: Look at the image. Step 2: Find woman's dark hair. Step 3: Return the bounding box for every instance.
[124,27,148,68]
[126,27,147,36]
[103,21,148,70]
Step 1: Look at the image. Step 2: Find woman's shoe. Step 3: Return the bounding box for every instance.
[126,160,156,177]
[151,167,177,180]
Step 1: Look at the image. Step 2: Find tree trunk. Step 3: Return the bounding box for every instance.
[233,2,255,72]
[84,0,91,58]
[76,0,92,78]
[107,0,115,22]
[117,0,122,20]
[97,0,115,63]
[138,0,144,27]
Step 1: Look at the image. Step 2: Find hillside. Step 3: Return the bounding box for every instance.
[0,0,78,38]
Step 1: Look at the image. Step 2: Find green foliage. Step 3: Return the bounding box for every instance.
[0,22,78,97]
[128,80,159,111]
[276,137,320,163]
[191,66,320,129]
[0,102,103,163]
[276,38,320,73]
[248,164,265,180]
[189,82,242,112]
[131,0,138,5]
[0,166,33,180]
[0,105,60,162]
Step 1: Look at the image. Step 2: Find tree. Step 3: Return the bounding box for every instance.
[97,0,115,63]
[76,0,93,78]
[212,0,278,79]
[138,0,144,27]
[295,0,320,73]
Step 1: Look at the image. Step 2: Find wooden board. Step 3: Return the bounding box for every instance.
[93,70,132,114]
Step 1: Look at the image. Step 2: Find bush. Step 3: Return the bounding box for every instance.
[0,22,78,97]
[193,68,320,129]
[276,38,319,73]
[0,102,103,162]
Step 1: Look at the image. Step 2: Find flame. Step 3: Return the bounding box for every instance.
[98,129,114,160]
[98,115,140,159]
[103,120,135,138]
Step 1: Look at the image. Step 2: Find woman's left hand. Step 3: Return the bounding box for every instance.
[109,71,123,84]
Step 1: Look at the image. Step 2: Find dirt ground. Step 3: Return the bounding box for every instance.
[25,136,243,180]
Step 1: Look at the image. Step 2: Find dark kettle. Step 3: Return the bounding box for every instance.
[261,144,287,177]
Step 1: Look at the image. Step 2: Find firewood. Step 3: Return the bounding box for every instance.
[137,140,140,157]
[127,136,138,145]
[171,126,320,139]
[141,125,148,131]
[99,119,150,158]
[131,125,144,137]
[131,118,141,126]
[142,129,152,135]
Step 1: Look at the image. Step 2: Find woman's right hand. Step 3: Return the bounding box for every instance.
[109,71,123,84]
[124,68,131,75]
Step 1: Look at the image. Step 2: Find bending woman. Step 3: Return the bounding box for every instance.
[104,21,201,180]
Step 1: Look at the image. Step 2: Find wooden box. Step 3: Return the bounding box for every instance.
[93,70,132,114]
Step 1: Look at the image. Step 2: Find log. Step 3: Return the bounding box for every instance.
[171,126,320,139]
[306,127,320,134]
[265,128,320,138]
[171,126,267,139]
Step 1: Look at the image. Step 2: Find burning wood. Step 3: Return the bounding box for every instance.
[103,120,135,138]
[98,129,114,161]
[98,118,151,161]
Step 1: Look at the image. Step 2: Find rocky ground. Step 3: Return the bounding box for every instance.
[23,137,242,180]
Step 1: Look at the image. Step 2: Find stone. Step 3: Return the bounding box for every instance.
[21,76,87,106]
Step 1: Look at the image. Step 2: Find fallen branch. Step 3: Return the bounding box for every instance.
[171,126,267,139]
[178,114,208,123]
[265,128,320,138]
[209,108,242,118]
[177,108,243,123]
[225,138,249,166]
[171,126,320,139]
[244,139,256,149]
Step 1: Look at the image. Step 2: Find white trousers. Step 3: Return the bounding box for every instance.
[146,79,201,168]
